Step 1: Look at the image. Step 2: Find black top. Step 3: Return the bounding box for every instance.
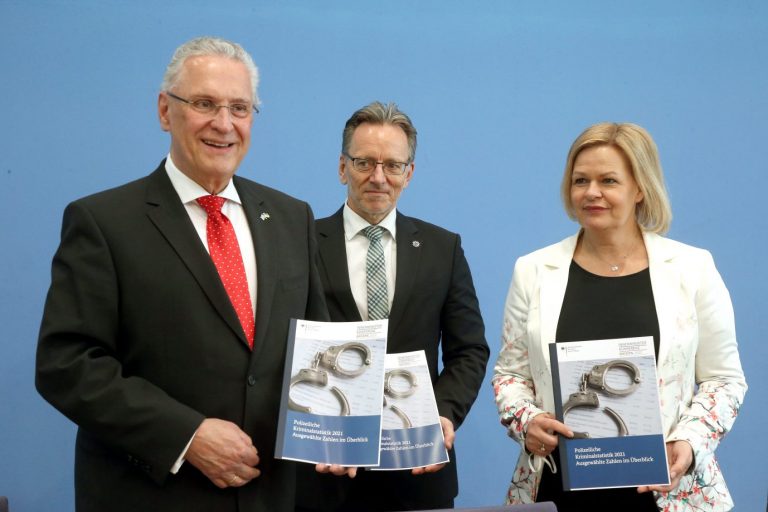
[537,260,660,511]
[556,261,660,357]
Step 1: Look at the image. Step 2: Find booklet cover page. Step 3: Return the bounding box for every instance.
[275,319,387,466]
[374,350,449,470]
[549,336,670,491]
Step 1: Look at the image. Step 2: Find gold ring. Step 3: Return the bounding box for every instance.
[229,475,240,486]
[540,443,546,453]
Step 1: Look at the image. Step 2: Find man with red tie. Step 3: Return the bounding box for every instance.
[35,36,326,512]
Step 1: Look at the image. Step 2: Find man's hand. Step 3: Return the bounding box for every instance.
[185,418,261,488]
[315,464,357,478]
[637,440,693,494]
[412,416,455,475]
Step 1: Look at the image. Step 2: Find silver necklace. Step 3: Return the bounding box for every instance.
[586,238,640,273]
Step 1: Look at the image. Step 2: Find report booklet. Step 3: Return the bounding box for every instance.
[373,350,449,470]
[549,336,670,491]
[275,319,387,466]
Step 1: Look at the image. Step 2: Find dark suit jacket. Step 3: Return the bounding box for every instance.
[36,162,327,512]
[297,207,489,511]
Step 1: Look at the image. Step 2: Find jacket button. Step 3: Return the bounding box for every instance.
[247,375,256,386]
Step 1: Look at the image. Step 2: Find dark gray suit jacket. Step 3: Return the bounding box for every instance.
[297,207,489,510]
[36,162,327,512]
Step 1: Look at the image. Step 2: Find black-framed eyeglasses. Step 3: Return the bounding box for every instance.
[343,153,411,176]
[165,91,259,118]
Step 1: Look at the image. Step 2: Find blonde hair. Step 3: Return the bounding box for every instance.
[561,122,672,234]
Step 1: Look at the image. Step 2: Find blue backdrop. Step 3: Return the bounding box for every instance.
[1,1,766,510]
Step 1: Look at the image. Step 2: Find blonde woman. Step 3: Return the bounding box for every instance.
[492,123,746,511]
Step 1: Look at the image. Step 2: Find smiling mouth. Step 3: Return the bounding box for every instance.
[203,139,234,148]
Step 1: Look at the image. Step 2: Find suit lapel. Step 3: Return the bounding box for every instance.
[236,177,278,356]
[317,208,362,321]
[389,213,420,330]
[144,165,248,346]
[539,235,577,355]
[644,232,679,363]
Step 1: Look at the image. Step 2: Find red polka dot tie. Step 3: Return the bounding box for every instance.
[197,195,255,349]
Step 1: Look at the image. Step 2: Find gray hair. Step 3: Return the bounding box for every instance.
[342,101,417,162]
[161,36,260,108]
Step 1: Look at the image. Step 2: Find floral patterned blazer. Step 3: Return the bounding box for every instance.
[492,232,747,511]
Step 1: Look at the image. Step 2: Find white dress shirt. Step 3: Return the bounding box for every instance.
[165,155,257,314]
[164,154,259,474]
[342,203,397,320]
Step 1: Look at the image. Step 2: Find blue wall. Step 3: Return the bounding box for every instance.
[1,1,766,510]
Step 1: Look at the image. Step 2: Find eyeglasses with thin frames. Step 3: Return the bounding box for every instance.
[165,91,259,118]
[343,153,410,176]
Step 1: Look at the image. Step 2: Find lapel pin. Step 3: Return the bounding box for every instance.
[260,212,270,221]
[412,241,420,248]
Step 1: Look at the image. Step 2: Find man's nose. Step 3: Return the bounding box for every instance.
[369,163,387,183]
[210,106,235,131]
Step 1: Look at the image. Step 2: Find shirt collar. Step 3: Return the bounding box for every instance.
[342,202,397,242]
[164,154,242,205]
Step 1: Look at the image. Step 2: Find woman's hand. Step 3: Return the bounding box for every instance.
[637,440,693,494]
[525,412,573,457]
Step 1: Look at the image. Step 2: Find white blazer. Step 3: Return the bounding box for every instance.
[492,232,747,511]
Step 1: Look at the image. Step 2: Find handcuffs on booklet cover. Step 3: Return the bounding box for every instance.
[315,341,372,377]
[384,368,418,399]
[382,369,418,427]
[562,359,640,438]
[288,342,372,416]
[383,396,413,428]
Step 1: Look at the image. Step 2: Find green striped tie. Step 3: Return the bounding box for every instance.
[362,226,389,320]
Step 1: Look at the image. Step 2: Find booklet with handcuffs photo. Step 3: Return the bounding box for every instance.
[373,350,449,470]
[275,318,387,466]
[549,336,670,491]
